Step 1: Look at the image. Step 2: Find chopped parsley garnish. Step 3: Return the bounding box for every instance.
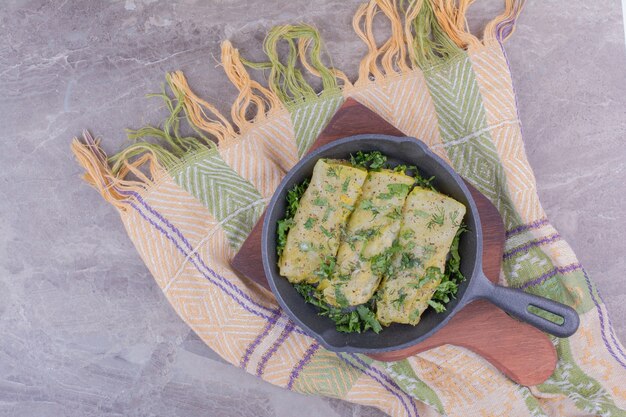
[276,219,294,256]
[304,217,316,230]
[427,299,446,313]
[400,252,420,270]
[322,206,335,222]
[393,164,417,174]
[294,283,382,333]
[426,224,468,313]
[359,199,380,217]
[314,255,336,280]
[348,227,380,244]
[370,239,402,277]
[350,151,387,170]
[342,177,351,193]
[320,225,334,238]
[335,286,349,307]
[325,184,337,193]
[386,206,403,220]
[378,183,410,200]
[313,196,328,206]
[392,289,408,309]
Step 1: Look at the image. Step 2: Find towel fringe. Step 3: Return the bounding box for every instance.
[72,0,525,198]
[221,40,284,131]
[108,77,216,174]
[241,24,344,107]
[354,0,413,85]
[71,131,157,211]
[168,71,237,144]
[484,0,526,45]
[430,0,482,50]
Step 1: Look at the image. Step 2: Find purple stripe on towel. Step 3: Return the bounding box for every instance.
[505,218,549,238]
[241,309,282,369]
[256,322,295,377]
[582,269,626,369]
[503,233,561,260]
[520,263,582,289]
[345,353,419,417]
[287,342,320,390]
[593,281,626,360]
[126,192,310,337]
[131,191,272,311]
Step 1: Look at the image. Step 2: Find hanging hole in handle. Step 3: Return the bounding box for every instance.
[527,304,565,325]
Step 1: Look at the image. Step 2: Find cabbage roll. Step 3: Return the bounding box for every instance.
[323,170,414,306]
[279,159,367,284]
[376,187,466,326]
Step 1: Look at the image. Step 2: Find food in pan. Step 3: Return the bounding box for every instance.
[276,151,466,333]
[322,169,414,307]
[278,159,367,284]
[375,187,466,326]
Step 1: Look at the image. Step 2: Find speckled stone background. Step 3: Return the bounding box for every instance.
[1,1,625,416]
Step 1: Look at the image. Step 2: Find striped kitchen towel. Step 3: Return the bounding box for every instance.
[72,1,626,415]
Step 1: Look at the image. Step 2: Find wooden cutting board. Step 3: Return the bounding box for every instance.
[231,98,557,386]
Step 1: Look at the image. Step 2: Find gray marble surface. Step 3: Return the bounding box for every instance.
[1,1,625,416]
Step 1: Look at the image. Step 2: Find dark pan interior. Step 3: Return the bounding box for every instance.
[262,135,483,353]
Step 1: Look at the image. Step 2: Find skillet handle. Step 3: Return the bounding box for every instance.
[473,273,580,338]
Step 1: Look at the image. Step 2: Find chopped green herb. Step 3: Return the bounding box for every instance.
[426,207,446,229]
[356,305,383,333]
[449,210,461,227]
[350,151,387,170]
[276,219,294,256]
[337,273,351,282]
[313,196,328,206]
[414,175,436,190]
[335,286,349,307]
[325,184,337,193]
[427,224,467,313]
[378,183,410,200]
[285,180,310,218]
[401,229,415,240]
[314,256,336,281]
[393,289,407,309]
[342,177,351,193]
[294,284,382,333]
[320,225,333,238]
[413,209,430,218]
[409,308,422,322]
[427,299,446,313]
[359,199,380,217]
[327,166,341,177]
[322,206,335,222]
[400,252,420,270]
[370,239,402,277]
[386,206,402,220]
[408,277,429,289]
[304,217,316,230]
[348,227,380,244]
[393,164,418,175]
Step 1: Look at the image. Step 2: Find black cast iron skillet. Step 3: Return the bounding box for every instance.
[261,135,579,353]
